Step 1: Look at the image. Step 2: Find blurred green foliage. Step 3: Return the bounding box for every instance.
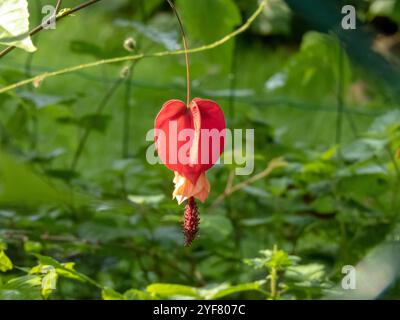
[1,0,400,300]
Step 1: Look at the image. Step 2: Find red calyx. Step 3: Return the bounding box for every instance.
[154,98,226,185]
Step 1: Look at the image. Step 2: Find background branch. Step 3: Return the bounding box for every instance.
[0,0,268,94]
[212,157,288,207]
[0,0,102,59]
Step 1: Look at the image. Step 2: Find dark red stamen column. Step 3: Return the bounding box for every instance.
[183,197,199,246]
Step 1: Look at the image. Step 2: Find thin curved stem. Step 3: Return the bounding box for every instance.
[335,40,344,161]
[55,0,63,12]
[0,0,268,95]
[167,0,191,107]
[70,76,124,170]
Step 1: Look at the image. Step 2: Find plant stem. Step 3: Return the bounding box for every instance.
[122,0,147,158]
[226,42,240,251]
[228,41,238,122]
[335,41,344,151]
[0,0,102,59]
[386,145,400,214]
[212,157,287,206]
[70,77,124,171]
[27,0,43,151]
[270,267,277,300]
[269,245,278,300]
[122,64,134,158]
[55,0,63,12]
[167,0,191,107]
[29,0,64,150]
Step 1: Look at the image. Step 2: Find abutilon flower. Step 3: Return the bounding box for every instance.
[154,98,225,245]
[155,0,226,246]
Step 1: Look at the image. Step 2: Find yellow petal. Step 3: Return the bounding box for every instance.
[172,172,210,205]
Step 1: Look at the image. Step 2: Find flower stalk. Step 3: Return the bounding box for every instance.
[167,0,191,107]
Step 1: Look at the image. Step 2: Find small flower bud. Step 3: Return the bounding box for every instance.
[123,37,136,52]
[120,66,130,79]
[33,75,45,88]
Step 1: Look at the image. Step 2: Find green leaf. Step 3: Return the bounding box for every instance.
[265,249,294,270]
[369,0,400,24]
[127,194,165,205]
[115,18,180,50]
[266,32,351,100]
[44,169,79,182]
[146,283,201,299]
[124,289,153,300]
[78,222,137,242]
[23,241,43,253]
[336,172,388,198]
[18,91,76,109]
[80,114,112,133]
[201,282,264,299]
[177,0,241,42]
[245,248,300,271]
[310,196,335,214]
[0,288,41,300]
[242,186,270,198]
[57,114,112,133]
[6,275,42,289]
[176,0,241,71]
[6,105,29,139]
[0,0,36,52]
[369,110,400,136]
[32,255,99,287]
[301,161,335,180]
[0,240,7,251]
[41,269,58,299]
[142,0,163,14]
[341,139,386,162]
[33,254,61,268]
[286,263,326,283]
[201,215,234,242]
[102,287,125,300]
[253,0,292,36]
[320,145,338,161]
[0,151,70,207]
[0,275,42,300]
[69,40,105,58]
[0,250,13,272]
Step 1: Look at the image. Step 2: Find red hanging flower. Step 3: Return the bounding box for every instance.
[154,97,226,245]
